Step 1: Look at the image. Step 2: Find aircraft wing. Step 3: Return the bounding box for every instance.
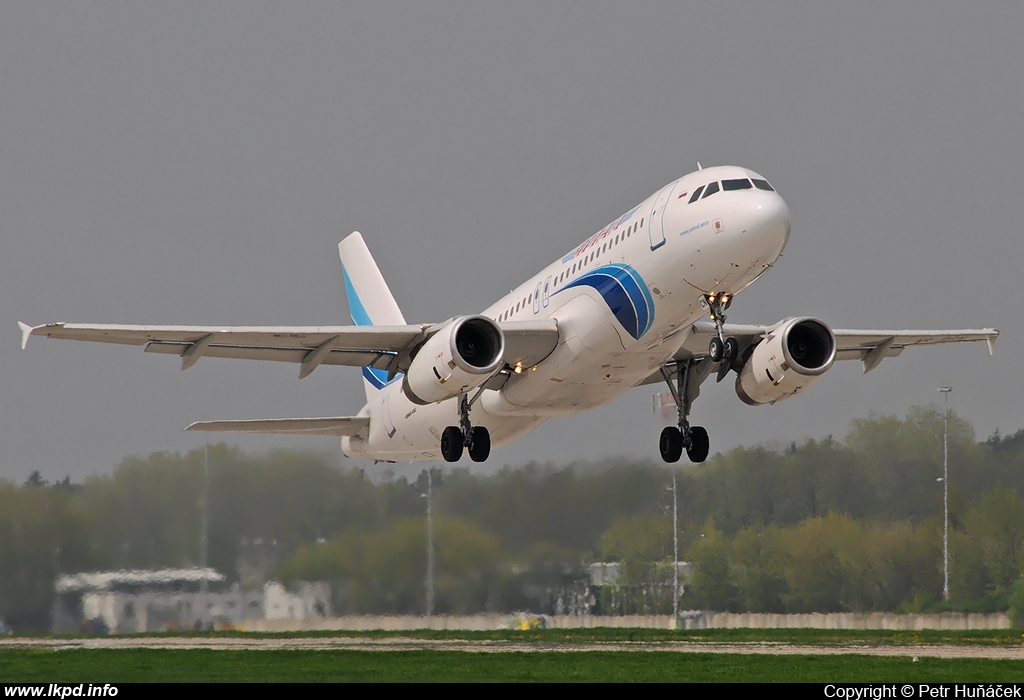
[18,319,559,378]
[184,416,370,437]
[677,321,998,372]
[636,320,998,388]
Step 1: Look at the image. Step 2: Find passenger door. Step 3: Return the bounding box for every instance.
[648,182,677,250]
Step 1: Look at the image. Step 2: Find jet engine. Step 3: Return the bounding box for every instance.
[403,315,505,405]
[735,317,836,406]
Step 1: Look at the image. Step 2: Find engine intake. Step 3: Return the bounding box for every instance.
[735,317,836,406]
[403,316,505,405]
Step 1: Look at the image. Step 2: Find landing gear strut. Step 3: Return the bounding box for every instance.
[705,293,738,363]
[440,388,491,463]
[659,360,710,464]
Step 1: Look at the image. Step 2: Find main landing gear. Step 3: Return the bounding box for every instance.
[659,360,710,464]
[440,391,491,463]
[705,293,739,364]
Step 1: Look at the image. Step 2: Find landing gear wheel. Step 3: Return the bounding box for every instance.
[441,426,464,462]
[468,426,491,463]
[687,426,709,463]
[659,426,683,463]
[709,337,724,363]
[723,337,739,361]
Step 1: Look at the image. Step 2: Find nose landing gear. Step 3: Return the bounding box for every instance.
[705,293,738,363]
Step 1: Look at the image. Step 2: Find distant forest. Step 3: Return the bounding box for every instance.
[5,405,1024,632]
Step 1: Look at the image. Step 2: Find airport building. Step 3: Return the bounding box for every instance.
[53,568,330,633]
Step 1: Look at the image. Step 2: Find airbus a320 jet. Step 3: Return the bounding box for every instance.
[20,165,998,464]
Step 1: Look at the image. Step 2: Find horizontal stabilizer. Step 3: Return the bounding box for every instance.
[184,416,370,437]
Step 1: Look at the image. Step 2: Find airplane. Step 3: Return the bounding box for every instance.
[19,165,999,464]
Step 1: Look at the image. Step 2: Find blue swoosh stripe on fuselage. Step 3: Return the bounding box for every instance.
[556,264,655,339]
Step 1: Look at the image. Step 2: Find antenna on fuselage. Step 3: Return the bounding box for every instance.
[696,162,703,170]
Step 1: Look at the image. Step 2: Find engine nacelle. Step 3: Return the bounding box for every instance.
[735,317,836,406]
[403,315,505,405]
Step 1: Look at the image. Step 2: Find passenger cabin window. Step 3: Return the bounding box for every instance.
[751,178,775,191]
[688,185,705,203]
[702,181,720,199]
[722,178,753,190]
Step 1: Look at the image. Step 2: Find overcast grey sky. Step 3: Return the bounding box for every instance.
[3,2,1020,482]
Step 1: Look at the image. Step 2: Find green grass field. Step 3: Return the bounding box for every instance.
[3,629,1023,682]
[239,626,1024,646]
[49,627,1024,645]
[2,648,1024,682]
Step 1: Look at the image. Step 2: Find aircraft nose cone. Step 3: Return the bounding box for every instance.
[745,192,791,259]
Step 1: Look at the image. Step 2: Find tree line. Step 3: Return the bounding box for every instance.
[3,405,1024,631]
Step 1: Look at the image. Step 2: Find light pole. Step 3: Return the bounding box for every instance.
[425,466,434,626]
[655,392,681,628]
[200,441,210,629]
[201,441,209,579]
[939,385,952,602]
[672,471,679,628]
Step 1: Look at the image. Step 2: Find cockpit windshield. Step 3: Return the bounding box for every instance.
[686,176,775,203]
[722,178,753,191]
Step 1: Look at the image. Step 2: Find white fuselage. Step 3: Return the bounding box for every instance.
[342,165,791,462]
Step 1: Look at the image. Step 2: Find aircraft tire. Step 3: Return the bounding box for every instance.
[441,426,464,462]
[724,337,739,360]
[709,338,724,363]
[687,426,709,463]
[468,426,490,462]
[659,426,683,463]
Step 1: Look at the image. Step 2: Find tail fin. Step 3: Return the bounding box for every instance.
[339,232,407,400]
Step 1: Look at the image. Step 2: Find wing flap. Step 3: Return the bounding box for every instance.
[184,416,370,437]
[143,342,393,368]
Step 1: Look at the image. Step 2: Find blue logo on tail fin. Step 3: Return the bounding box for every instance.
[343,265,401,389]
[342,267,373,327]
